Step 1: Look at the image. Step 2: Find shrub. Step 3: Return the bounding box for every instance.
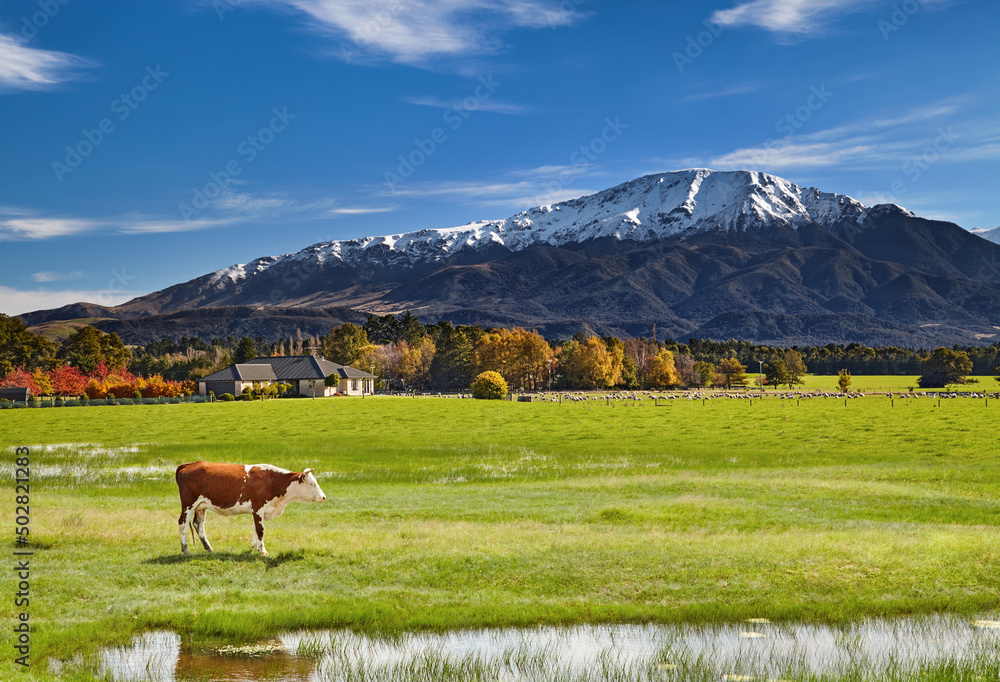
[837,369,851,394]
[472,371,508,400]
[218,393,235,402]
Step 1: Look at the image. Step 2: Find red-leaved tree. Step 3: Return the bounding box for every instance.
[0,367,39,394]
[49,365,88,396]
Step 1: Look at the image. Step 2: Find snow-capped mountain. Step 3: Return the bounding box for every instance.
[970,226,1000,245]
[27,167,1000,348]
[208,169,875,286]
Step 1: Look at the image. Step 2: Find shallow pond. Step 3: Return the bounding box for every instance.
[83,614,1000,681]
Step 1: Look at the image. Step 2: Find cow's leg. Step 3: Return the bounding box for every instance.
[178,507,193,555]
[193,509,213,552]
[251,513,267,555]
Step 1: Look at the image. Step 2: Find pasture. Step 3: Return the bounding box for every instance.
[3,392,1000,680]
[791,374,997,392]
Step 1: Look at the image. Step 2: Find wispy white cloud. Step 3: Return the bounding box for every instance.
[117,218,236,234]
[402,95,529,115]
[0,218,97,240]
[711,0,874,35]
[681,82,762,102]
[389,181,538,199]
[710,138,882,169]
[0,33,91,91]
[0,208,237,239]
[212,191,292,213]
[178,186,341,223]
[711,0,958,36]
[0,286,142,316]
[869,103,960,128]
[510,164,603,179]
[32,271,84,283]
[248,0,585,65]
[329,206,397,215]
[388,179,592,209]
[684,102,1000,171]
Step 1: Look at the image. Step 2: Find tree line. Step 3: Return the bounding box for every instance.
[1,312,995,392]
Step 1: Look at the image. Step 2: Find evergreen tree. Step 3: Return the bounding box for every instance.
[428,323,473,391]
[363,314,404,344]
[234,337,258,364]
[399,311,426,345]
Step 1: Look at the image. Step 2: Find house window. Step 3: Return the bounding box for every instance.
[352,380,359,391]
[308,380,316,389]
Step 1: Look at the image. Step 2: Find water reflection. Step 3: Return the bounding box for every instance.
[100,633,316,682]
[177,638,316,682]
[93,615,1000,681]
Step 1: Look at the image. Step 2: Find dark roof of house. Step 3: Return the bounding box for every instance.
[199,363,278,382]
[245,356,375,380]
[0,387,31,400]
[198,356,375,383]
[334,365,375,379]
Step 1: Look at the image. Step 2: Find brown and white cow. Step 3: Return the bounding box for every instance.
[175,461,326,555]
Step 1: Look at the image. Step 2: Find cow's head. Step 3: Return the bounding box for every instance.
[290,468,327,502]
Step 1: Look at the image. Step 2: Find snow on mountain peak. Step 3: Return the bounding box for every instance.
[970,226,1000,245]
[207,169,874,285]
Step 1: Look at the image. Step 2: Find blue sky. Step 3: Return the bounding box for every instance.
[1,0,997,315]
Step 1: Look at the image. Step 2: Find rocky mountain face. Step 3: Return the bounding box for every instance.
[20,169,1000,346]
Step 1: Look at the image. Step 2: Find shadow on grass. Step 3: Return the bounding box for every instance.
[145,549,306,570]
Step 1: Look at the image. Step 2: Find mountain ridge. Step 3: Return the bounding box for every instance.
[205,169,878,285]
[17,169,1000,347]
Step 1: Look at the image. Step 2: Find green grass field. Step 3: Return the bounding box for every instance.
[787,375,998,392]
[2,394,999,680]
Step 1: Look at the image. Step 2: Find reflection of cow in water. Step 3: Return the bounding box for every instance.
[175,462,326,555]
[176,638,316,681]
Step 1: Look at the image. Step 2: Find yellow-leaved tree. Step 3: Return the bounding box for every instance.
[559,336,621,389]
[645,348,681,389]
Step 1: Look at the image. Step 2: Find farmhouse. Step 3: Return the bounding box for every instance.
[197,355,375,398]
[0,387,32,402]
